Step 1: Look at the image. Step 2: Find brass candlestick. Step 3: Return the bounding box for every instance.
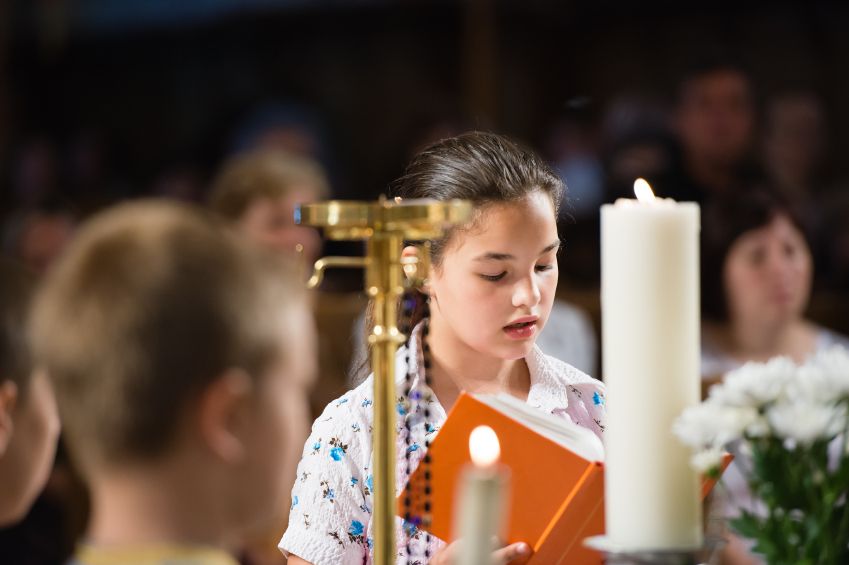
[297,197,472,565]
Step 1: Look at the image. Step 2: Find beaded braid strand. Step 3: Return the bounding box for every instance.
[420,295,433,561]
[400,290,434,564]
[401,291,415,560]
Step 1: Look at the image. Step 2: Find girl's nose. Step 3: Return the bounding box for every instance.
[512,274,541,308]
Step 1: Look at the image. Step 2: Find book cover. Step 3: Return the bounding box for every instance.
[398,392,604,565]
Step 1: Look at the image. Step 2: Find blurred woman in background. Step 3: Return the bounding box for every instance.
[700,188,849,564]
[701,188,849,384]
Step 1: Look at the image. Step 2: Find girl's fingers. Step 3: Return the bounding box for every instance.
[493,541,532,564]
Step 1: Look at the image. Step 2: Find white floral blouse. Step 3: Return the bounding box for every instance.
[279,326,606,565]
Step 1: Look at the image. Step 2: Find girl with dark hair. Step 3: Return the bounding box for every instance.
[700,189,849,382]
[280,132,606,565]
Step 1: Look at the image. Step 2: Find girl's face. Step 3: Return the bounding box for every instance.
[723,213,812,328]
[428,190,559,361]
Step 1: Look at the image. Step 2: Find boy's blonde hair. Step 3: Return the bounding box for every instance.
[208,149,330,221]
[30,200,304,472]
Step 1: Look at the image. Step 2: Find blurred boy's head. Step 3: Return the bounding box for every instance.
[30,200,315,541]
[0,259,60,526]
[208,149,329,265]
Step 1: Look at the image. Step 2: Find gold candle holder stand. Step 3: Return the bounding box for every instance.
[297,197,472,565]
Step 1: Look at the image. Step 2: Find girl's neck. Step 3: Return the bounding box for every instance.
[424,317,531,412]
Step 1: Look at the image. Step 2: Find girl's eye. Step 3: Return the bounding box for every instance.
[480,272,506,282]
[535,264,554,273]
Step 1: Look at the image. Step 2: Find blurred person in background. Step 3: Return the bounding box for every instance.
[208,148,330,268]
[0,259,60,528]
[762,89,827,206]
[0,259,67,565]
[208,149,334,565]
[700,188,849,384]
[601,93,675,202]
[700,189,849,564]
[547,114,605,220]
[668,57,760,204]
[229,102,343,198]
[10,136,60,210]
[3,204,76,276]
[760,88,849,290]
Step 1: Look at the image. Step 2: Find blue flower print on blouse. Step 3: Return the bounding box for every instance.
[406,443,420,453]
[328,437,348,461]
[350,476,358,487]
[396,400,408,416]
[321,480,335,503]
[361,398,373,408]
[346,519,369,548]
[291,495,299,509]
[336,398,349,408]
[311,439,321,455]
[365,474,374,494]
[348,520,365,537]
[593,391,605,406]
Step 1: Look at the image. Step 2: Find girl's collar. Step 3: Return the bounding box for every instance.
[405,323,571,413]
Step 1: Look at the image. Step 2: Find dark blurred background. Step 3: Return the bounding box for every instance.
[4,0,849,286]
[2,1,848,197]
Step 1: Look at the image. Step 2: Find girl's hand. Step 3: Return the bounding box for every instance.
[431,540,532,564]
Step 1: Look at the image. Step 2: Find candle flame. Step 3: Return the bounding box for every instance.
[634,178,656,203]
[469,425,500,467]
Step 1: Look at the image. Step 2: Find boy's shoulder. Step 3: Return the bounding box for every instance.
[69,544,239,565]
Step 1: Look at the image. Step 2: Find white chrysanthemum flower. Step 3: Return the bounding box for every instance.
[767,401,846,445]
[710,357,796,408]
[674,402,758,448]
[791,346,849,404]
[690,446,724,474]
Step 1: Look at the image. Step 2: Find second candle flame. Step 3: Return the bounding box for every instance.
[634,178,656,203]
[469,425,501,467]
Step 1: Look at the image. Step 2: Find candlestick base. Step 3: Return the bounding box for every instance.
[583,536,724,565]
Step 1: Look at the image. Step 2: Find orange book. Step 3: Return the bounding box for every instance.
[397,392,731,565]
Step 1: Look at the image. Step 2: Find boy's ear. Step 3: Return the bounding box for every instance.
[197,369,253,464]
[0,381,18,457]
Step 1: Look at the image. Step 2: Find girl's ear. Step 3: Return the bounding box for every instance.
[401,244,421,280]
[401,245,432,295]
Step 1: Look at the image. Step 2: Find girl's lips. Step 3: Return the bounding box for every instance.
[505,316,539,326]
[503,319,538,340]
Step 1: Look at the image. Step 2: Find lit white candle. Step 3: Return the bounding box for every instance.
[455,426,508,565]
[601,179,702,550]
